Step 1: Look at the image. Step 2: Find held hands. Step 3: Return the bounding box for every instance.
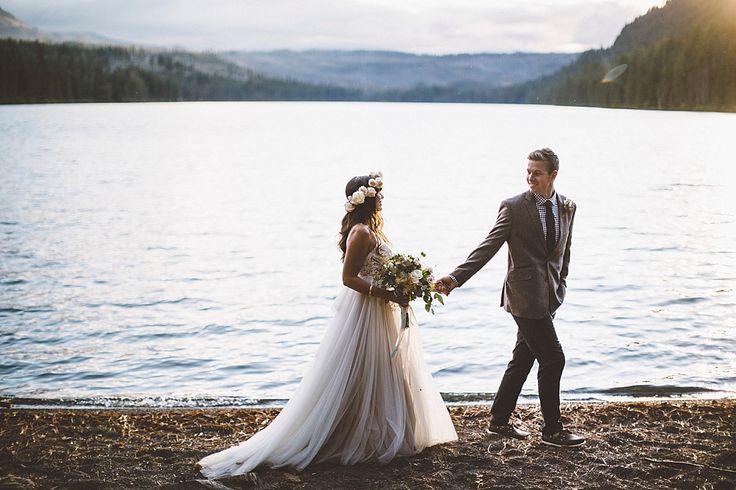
[434,276,458,296]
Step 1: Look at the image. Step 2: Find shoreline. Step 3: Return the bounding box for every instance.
[3,388,734,410]
[1,399,734,489]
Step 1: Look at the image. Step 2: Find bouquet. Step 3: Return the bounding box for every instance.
[375,252,444,356]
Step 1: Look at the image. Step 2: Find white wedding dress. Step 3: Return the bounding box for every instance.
[198,243,457,479]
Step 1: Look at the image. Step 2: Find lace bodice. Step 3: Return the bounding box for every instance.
[359,242,392,281]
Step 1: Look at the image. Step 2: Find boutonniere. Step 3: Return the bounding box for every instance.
[562,198,575,213]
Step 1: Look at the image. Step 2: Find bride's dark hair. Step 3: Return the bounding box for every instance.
[338,175,388,260]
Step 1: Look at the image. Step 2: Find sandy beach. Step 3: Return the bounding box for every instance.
[0,400,736,489]
[1,399,734,489]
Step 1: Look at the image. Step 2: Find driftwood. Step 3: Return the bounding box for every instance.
[643,457,736,475]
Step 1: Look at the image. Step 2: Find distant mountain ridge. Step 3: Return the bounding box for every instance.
[0,5,40,37]
[0,6,21,25]
[220,50,579,91]
[1,5,577,93]
[0,5,127,45]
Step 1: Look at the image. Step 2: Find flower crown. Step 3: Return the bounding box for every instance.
[345,172,383,213]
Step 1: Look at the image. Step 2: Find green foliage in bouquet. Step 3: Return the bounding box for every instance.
[376,252,444,313]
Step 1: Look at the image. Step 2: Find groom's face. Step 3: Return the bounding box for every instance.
[526,159,557,197]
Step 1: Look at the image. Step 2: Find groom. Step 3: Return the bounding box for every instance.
[436,148,585,447]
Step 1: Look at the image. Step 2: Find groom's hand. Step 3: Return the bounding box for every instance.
[434,276,457,295]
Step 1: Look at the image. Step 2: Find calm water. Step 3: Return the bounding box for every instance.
[1,102,734,408]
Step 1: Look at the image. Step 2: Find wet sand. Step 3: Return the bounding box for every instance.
[1,399,734,489]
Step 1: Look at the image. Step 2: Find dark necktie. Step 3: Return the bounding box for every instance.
[544,200,556,252]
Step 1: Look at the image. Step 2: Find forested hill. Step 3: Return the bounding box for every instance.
[0,39,358,103]
[611,0,733,53]
[500,0,736,111]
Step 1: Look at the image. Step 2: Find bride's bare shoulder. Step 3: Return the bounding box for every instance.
[347,224,377,248]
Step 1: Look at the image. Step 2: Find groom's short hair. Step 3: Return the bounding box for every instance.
[528,148,559,174]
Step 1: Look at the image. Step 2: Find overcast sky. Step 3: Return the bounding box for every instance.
[4,0,666,53]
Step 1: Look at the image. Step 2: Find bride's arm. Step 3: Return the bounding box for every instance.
[342,225,404,304]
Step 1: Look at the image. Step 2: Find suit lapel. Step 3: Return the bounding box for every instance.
[523,191,547,249]
[555,193,570,253]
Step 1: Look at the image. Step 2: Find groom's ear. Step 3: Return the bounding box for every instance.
[550,169,558,180]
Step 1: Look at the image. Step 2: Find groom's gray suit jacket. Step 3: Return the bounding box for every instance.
[451,190,576,319]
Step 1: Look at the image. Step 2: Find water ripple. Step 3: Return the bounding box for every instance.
[654,297,708,306]
[0,279,26,285]
[0,308,25,313]
[84,298,201,308]
[597,385,721,397]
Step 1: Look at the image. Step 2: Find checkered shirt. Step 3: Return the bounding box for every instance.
[534,192,560,243]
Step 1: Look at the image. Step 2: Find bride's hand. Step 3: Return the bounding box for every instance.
[387,290,409,307]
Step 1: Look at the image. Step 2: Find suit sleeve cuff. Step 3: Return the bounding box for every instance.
[448,274,460,287]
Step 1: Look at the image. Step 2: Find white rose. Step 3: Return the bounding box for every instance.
[351,190,365,204]
[368,178,377,187]
[373,177,383,188]
[345,202,356,212]
[410,269,423,281]
[364,187,377,197]
[359,186,368,194]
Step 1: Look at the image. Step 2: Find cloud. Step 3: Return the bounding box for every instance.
[2,0,663,53]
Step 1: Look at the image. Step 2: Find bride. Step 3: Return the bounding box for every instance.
[197,173,457,479]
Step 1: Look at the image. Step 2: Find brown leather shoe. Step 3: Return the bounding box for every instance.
[486,422,530,440]
[541,429,586,447]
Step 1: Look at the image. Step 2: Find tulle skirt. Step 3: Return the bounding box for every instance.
[197,287,457,479]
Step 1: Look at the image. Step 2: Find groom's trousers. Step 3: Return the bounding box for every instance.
[490,314,565,435]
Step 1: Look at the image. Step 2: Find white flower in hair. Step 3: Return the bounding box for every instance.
[351,190,366,205]
[368,172,384,190]
[344,171,384,213]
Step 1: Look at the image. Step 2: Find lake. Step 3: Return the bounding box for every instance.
[1,101,734,408]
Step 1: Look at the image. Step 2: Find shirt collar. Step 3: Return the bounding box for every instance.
[534,191,557,206]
